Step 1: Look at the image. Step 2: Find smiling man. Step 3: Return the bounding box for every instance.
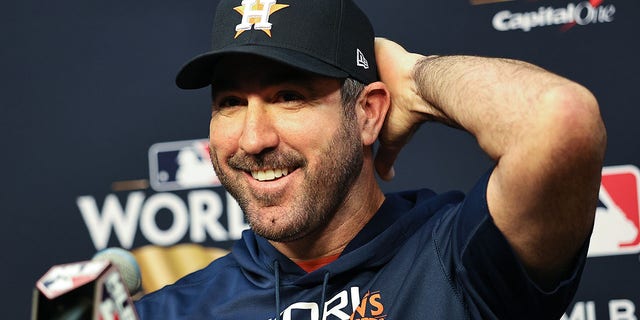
[134,0,606,319]
[208,55,370,249]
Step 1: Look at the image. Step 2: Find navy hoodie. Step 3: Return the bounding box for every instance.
[135,171,587,319]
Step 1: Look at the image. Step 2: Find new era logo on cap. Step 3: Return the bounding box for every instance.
[356,48,369,69]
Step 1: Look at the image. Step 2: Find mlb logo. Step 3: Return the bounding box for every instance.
[588,165,640,257]
[148,139,221,192]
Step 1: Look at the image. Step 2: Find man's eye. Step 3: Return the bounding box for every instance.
[216,97,244,108]
[276,91,303,103]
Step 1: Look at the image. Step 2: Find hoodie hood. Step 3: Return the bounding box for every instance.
[230,188,461,288]
[229,188,464,320]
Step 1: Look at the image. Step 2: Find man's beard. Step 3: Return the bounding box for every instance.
[210,115,363,242]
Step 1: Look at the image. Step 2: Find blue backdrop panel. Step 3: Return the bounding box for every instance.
[2,0,638,318]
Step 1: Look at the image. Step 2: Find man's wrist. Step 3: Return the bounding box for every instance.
[411,55,460,127]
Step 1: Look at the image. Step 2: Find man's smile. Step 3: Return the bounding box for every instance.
[251,168,290,181]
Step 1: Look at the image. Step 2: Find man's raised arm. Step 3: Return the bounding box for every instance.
[374,38,607,287]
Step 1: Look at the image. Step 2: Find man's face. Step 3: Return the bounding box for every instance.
[209,55,363,242]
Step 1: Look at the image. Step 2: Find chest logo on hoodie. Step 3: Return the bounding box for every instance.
[350,290,386,320]
[271,287,387,320]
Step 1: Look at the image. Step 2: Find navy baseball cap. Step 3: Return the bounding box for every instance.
[176,0,378,89]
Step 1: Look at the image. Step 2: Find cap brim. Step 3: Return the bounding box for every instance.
[176,45,350,89]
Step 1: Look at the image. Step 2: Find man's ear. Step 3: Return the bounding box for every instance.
[357,81,390,146]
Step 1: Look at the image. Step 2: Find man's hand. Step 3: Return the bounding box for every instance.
[373,38,433,181]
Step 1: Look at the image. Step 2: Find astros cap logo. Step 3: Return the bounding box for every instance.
[234,0,289,38]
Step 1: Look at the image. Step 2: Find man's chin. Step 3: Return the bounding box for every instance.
[252,225,308,243]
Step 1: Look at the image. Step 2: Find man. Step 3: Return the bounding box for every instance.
[135,0,606,319]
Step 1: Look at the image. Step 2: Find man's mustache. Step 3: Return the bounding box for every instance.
[227,150,307,171]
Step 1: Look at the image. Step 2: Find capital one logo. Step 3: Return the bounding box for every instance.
[488,0,616,32]
[234,0,289,38]
[588,165,640,257]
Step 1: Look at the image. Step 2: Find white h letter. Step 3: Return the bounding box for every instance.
[236,0,277,32]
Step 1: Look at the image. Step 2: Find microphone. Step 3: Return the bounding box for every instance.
[92,248,142,296]
[31,247,142,320]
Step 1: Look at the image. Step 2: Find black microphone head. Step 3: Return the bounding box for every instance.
[93,247,142,294]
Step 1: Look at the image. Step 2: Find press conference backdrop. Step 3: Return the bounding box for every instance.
[2,0,638,318]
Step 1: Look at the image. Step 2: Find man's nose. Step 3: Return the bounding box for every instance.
[238,100,279,155]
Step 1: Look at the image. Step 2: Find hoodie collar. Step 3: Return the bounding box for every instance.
[232,189,445,287]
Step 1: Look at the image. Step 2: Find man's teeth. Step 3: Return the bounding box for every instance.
[251,168,289,181]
